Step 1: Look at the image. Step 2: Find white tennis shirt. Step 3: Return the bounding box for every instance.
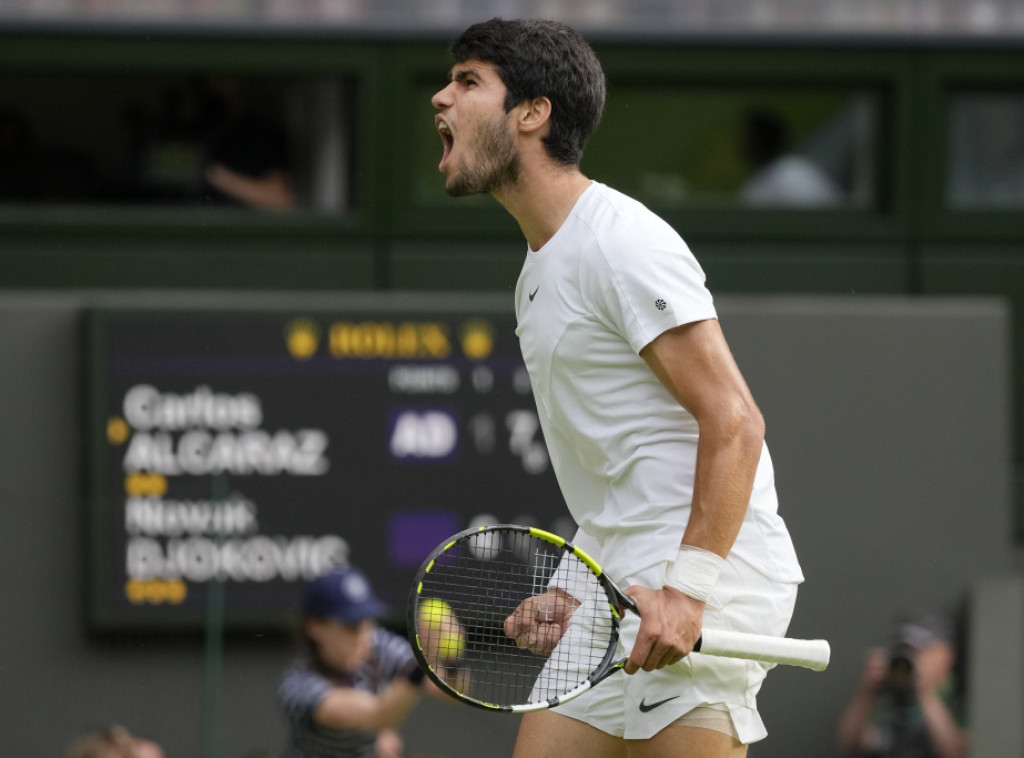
[515,182,803,589]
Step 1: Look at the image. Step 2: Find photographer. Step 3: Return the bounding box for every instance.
[837,612,968,758]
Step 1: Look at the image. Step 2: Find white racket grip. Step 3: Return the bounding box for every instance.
[697,629,831,672]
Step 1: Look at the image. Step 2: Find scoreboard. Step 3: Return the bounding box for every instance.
[85,297,571,632]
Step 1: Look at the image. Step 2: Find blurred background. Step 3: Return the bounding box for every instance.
[2,1,1024,756]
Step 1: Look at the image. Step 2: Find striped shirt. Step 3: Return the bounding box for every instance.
[278,626,417,758]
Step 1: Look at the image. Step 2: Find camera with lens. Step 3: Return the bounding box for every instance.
[885,642,917,698]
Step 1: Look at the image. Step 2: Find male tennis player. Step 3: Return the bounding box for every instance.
[431,18,804,758]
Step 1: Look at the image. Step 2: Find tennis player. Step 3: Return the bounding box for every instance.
[431,18,804,758]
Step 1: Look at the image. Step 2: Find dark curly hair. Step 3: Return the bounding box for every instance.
[450,18,606,166]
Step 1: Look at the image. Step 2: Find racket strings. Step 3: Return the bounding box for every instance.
[415,529,617,708]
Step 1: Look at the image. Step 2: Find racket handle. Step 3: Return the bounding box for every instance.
[696,629,831,671]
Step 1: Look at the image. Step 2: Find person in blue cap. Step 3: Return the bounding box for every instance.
[277,565,430,758]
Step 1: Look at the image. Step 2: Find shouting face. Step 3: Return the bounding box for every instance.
[431,59,521,197]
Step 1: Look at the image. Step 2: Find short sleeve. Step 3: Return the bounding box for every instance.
[582,204,716,354]
[278,666,333,725]
[370,627,418,683]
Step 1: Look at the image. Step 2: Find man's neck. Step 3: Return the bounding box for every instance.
[493,166,592,251]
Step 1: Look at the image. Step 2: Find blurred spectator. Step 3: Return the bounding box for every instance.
[278,565,435,758]
[198,76,296,210]
[127,76,295,210]
[739,108,845,207]
[65,725,164,758]
[126,85,206,201]
[837,611,968,758]
[947,94,1024,208]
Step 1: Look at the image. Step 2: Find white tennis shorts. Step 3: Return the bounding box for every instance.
[549,554,799,743]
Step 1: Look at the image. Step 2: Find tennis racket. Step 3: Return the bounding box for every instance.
[408,524,829,713]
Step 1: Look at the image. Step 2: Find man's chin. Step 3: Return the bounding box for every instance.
[444,178,479,198]
[445,174,515,199]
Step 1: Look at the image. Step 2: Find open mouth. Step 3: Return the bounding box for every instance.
[437,119,454,170]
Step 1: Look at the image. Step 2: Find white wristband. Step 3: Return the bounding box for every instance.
[664,545,725,603]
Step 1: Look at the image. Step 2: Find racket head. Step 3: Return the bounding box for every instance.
[407,524,626,712]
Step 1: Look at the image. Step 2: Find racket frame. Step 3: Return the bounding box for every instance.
[408,523,830,712]
[408,524,628,712]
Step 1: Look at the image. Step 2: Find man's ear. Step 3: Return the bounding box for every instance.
[517,96,552,134]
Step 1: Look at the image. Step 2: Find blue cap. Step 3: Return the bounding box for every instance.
[302,566,388,623]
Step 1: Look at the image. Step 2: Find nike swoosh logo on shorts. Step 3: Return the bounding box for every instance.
[638,695,680,713]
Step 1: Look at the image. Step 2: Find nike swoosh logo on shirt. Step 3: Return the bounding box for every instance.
[638,695,680,713]
[529,286,540,301]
